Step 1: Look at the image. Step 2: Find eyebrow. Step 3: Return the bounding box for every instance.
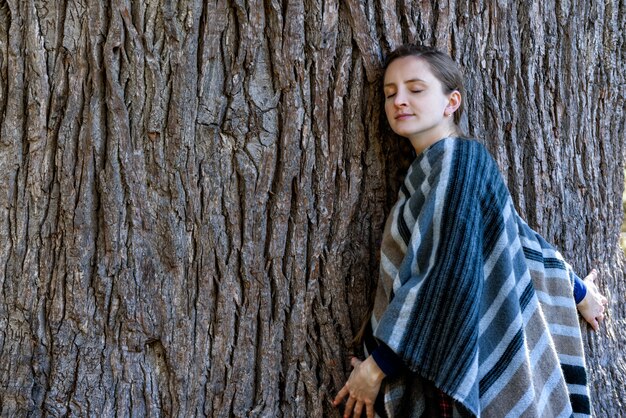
[383,78,426,88]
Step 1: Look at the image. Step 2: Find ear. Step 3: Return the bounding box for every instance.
[444,90,462,116]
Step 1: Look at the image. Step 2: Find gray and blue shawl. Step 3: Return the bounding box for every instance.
[371,138,590,417]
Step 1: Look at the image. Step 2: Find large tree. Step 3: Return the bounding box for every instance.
[0,0,623,416]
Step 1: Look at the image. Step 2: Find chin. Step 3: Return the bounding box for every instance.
[391,122,423,137]
[395,132,412,139]
[392,127,417,138]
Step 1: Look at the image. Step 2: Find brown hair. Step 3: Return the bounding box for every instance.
[384,44,466,127]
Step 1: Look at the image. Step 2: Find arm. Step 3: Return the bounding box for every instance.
[370,342,403,378]
[572,274,587,304]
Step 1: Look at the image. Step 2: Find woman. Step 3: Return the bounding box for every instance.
[333,45,608,418]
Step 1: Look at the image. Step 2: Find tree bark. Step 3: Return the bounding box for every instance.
[0,0,623,416]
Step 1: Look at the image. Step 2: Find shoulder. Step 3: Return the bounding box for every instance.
[442,138,511,201]
[421,137,489,163]
[450,137,493,158]
[413,137,502,186]
[441,137,500,173]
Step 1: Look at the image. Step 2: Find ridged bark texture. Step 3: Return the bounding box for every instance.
[0,0,623,416]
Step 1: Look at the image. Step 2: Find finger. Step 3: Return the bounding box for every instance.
[344,396,356,418]
[350,357,361,368]
[597,313,605,322]
[586,269,598,282]
[366,402,375,418]
[590,318,599,331]
[353,400,364,418]
[334,386,348,406]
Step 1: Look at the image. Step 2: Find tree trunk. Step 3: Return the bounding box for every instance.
[0,0,623,416]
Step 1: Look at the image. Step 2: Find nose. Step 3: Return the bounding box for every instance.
[393,89,408,107]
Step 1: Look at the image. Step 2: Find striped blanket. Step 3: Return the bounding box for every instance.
[371,138,590,417]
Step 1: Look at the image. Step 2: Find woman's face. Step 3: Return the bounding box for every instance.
[383,56,456,145]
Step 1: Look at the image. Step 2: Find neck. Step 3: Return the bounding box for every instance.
[408,127,458,155]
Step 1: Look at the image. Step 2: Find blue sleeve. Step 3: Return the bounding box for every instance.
[371,341,404,378]
[573,273,587,304]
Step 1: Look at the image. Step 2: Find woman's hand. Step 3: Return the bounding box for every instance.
[577,269,609,331]
[333,356,385,418]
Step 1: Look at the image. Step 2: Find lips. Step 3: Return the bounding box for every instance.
[395,113,414,120]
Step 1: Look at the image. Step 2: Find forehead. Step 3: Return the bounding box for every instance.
[383,56,437,84]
